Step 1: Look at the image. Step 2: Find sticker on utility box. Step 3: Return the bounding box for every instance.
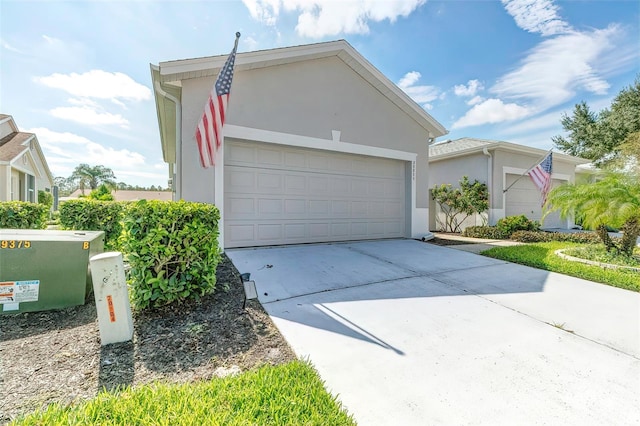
[0,280,39,304]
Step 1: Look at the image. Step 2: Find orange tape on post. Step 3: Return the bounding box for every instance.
[106,295,116,322]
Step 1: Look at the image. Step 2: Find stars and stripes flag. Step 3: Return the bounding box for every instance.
[195,33,240,168]
[529,151,553,206]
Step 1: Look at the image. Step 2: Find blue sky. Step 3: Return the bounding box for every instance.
[1,0,638,187]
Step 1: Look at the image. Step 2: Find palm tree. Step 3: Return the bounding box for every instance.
[70,164,117,195]
[545,171,640,256]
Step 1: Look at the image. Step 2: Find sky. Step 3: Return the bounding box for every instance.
[1,0,638,187]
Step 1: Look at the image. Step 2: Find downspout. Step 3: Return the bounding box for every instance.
[153,81,182,200]
[482,147,492,225]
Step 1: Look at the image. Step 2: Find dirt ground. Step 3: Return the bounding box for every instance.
[0,254,296,424]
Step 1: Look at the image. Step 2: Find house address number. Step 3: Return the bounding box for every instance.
[0,240,31,249]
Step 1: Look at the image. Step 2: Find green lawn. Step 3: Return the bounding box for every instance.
[12,361,355,426]
[482,242,640,292]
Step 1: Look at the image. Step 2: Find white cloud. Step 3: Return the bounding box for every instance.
[28,127,148,179]
[466,95,484,106]
[242,0,426,37]
[49,106,130,128]
[243,36,259,51]
[396,71,440,110]
[0,38,21,53]
[452,98,530,129]
[491,26,621,110]
[35,70,151,102]
[454,79,484,97]
[501,0,572,37]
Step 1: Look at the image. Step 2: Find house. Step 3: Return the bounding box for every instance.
[428,138,591,230]
[61,189,173,202]
[0,115,54,203]
[151,40,447,249]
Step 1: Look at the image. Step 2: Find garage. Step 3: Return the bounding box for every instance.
[505,174,565,228]
[224,140,407,248]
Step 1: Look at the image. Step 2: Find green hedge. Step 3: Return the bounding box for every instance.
[0,201,48,229]
[510,230,605,244]
[462,226,508,239]
[122,200,221,310]
[59,200,124,250]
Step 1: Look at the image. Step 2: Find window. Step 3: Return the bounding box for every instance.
[27,174,35,202]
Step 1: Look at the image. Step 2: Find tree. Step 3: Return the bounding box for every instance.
[545,172,640,256]
[432,176,489,233]
[54,176,76,196]
[553,76,640,166]
[88,183,115,201]
[70,164,117,195]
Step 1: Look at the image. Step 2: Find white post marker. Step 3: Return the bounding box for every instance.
[89,252,134,345]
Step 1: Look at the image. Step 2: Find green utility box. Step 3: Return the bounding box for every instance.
[0,229,104,314]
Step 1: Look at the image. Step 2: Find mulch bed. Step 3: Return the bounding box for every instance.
[425,235,478,246]
[0,254,296,424]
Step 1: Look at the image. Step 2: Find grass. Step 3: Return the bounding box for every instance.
[563,244,640,267]
[482,242,640,292]
[12,361,355,426]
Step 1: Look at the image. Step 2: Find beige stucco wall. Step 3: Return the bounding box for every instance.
[428,154,489,231]
[0,165,10,201]
[180,56,432,207]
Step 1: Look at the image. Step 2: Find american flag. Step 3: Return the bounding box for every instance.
[195,34,239,168]
[529,152,553,206]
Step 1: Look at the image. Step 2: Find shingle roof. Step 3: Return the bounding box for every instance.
[429,138,494,157]
[0,132,33,161]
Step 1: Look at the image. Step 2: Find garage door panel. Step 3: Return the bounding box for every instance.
[225,141,406,247]
[505,175,565,228]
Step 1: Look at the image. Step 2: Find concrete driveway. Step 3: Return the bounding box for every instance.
[227,239,640,425]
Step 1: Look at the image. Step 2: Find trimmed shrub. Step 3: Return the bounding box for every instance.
[496,215,540,236]
[59,199,124,250]
[510,230,604,244]
[0,201,48,229]
[462,226,507,239]
[122,200,221,310]
[37,190,53,210]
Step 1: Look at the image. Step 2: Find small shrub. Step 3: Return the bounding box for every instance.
[37,190,54,210]
[496,215,540,236]
[88,184,115,201]
[59,200,124,250]
[462,226,507,239]
[123,200,221,310]
[0,201,47,229]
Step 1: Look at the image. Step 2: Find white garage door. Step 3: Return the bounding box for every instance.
[224,140,407,248]
[505,174,565,228]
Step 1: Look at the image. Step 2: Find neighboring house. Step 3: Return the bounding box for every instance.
[428,138,591,231]
[61,189,172,202]
[151,40,447,249]
[0,114,54,203]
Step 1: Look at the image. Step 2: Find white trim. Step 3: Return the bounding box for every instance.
[502,166,570,227]
[224,125,417,161]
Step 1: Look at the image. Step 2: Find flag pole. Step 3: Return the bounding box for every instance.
[503,148,553,194]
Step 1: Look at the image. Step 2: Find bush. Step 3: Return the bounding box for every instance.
[37,190,53,210]
[510,230,605,244]
[88,184,115,201]
[462,226,507,239]
[59,200,124,250]
[122,200,221,310]
[0,201,48,229]
[496,215,540,236]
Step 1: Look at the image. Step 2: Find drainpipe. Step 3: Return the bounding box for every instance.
[482,147,492,226]
[153,81,182,200]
